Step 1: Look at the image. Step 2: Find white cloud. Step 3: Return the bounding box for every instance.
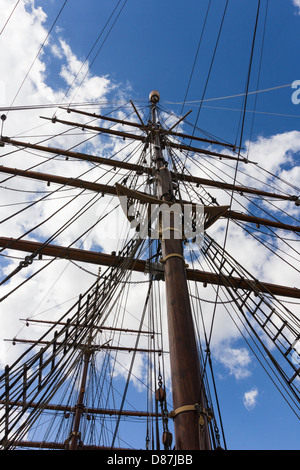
[56,38,111,103]
[243,388,259,410]
[246,131,300,174]
[216,346,252,379]
[292,0,300,14]
[0,0,112,133]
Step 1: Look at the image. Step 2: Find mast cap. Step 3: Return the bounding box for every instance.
[149,90,160,103]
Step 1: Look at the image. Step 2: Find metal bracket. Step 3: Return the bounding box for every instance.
[169,404,198,419]
[169,403,213,428]
[159,253,189,268]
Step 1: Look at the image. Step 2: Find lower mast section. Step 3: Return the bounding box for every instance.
[149,91,211,450]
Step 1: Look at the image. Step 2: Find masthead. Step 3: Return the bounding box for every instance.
[149,90,160,103]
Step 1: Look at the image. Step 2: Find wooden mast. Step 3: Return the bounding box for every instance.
[149,90,211,450]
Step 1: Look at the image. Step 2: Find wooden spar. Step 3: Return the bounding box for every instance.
[20,318,155,335]
[39,116,247,162]
[59,105,237,148]
[176,174,298,202]
[0,400,161,418]
[1,136,298,202]
[60,105,147,129]
[150,91,210,450]
[0,164,299,232]
[0,163,117,194]
[224,210,300,232]
[0,136,152,174]
[41,116,147,142]
[6,337,165,354]
[0,236,299,298]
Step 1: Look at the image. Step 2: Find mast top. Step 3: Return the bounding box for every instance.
[149,90,160,103]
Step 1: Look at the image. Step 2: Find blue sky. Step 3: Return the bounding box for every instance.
[0,0,299,451]
[40,0,300,139]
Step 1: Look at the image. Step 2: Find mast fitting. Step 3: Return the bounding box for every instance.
[159,253,189,267]
[169,404,213,428]
[149,90,160,103]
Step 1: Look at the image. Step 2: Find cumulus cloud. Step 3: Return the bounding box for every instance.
[243,388,259,410]
[216,346,252,379]
[0,0,112,132]
[292,0,300,14]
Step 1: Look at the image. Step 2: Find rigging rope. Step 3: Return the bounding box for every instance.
[165,83,294,105]
[58,0,128,111]
[179,0,212,117]
[0,0,21,36]
[187,0,229,149]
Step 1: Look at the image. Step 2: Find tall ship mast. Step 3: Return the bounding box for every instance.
[0,1,299,452]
